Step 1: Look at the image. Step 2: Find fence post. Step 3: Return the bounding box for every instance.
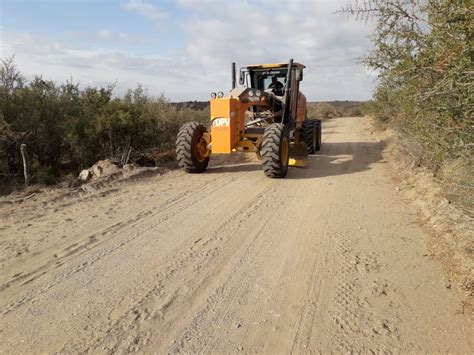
[20,144,28,187]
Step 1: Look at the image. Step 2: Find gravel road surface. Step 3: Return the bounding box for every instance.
[1,116,472,353]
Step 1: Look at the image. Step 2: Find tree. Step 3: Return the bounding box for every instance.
[341,0,473,166]
[341,0,473,210]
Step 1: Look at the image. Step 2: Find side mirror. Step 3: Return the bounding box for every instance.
[239,71,245,85]
[295,69,303,81]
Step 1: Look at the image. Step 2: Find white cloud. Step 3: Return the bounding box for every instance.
[1,0,377,101]
[121,0,167,22]
[1,31,214,100]
[174,0,376,100]
[97,29,114,40]
[68,29,149,44]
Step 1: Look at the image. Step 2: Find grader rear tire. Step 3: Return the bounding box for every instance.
[261,123,290,178]
[315,120,322,151]
[176,122,210,173]
[301,119,322,154]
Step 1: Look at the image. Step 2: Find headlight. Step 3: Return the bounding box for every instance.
[217,91,224,98]
[255,90,261,97]
[248,90,254,97]
[210,92,217,99]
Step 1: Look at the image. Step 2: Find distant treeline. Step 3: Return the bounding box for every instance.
[308,101,366,119]
[174,100,367,119]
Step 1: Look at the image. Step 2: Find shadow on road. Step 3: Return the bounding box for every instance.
[208,163,261,173]
[287,141,386,179]
[206,141,386,179]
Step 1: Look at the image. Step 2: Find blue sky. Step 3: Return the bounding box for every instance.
[1,0,376,101]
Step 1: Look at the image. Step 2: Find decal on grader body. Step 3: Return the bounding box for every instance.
[211,118,230,128]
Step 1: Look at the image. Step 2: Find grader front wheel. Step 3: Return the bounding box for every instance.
[261,123,290,178]
[176,122,210,173]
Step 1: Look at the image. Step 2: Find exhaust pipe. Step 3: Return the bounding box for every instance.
[282,58,293,124]
[231,62,236,89]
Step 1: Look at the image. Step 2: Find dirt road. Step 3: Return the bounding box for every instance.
[0,116,472,353]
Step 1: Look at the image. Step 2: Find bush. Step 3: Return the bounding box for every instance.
[0,57,209,191]
[342,0,473,211]
[307,101,366,119]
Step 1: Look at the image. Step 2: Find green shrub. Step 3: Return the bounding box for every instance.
[0,57,209,190]
[342,0,473,210]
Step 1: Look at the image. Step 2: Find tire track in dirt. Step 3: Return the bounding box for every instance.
[1,116,472,353]
[332,231,405,353]
[289,225,330,352]
[1,176,210,290]
[333,234,393,352]
[59,178,278,353]
[166,180,294,354]
[0,170,256,315]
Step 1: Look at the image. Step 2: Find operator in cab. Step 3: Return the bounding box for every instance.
[268,76,284,96]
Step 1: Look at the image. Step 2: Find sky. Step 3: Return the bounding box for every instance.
[0,0,377,101]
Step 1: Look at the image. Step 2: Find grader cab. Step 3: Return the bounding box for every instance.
[176,59,321,178]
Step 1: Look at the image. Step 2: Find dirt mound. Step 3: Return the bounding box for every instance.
[90,160,121,179]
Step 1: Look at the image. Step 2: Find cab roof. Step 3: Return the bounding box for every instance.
[245,62,305,70]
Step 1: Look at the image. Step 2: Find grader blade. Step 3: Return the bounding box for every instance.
[288,142,308,167]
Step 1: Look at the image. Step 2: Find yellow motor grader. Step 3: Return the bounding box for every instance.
[176,59,321,178]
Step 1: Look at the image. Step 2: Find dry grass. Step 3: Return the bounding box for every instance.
[438,159,474,217]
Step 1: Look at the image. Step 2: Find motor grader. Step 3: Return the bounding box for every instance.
[176,59,321,178]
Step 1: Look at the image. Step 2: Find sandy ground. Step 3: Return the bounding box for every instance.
[0,116,472,353]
